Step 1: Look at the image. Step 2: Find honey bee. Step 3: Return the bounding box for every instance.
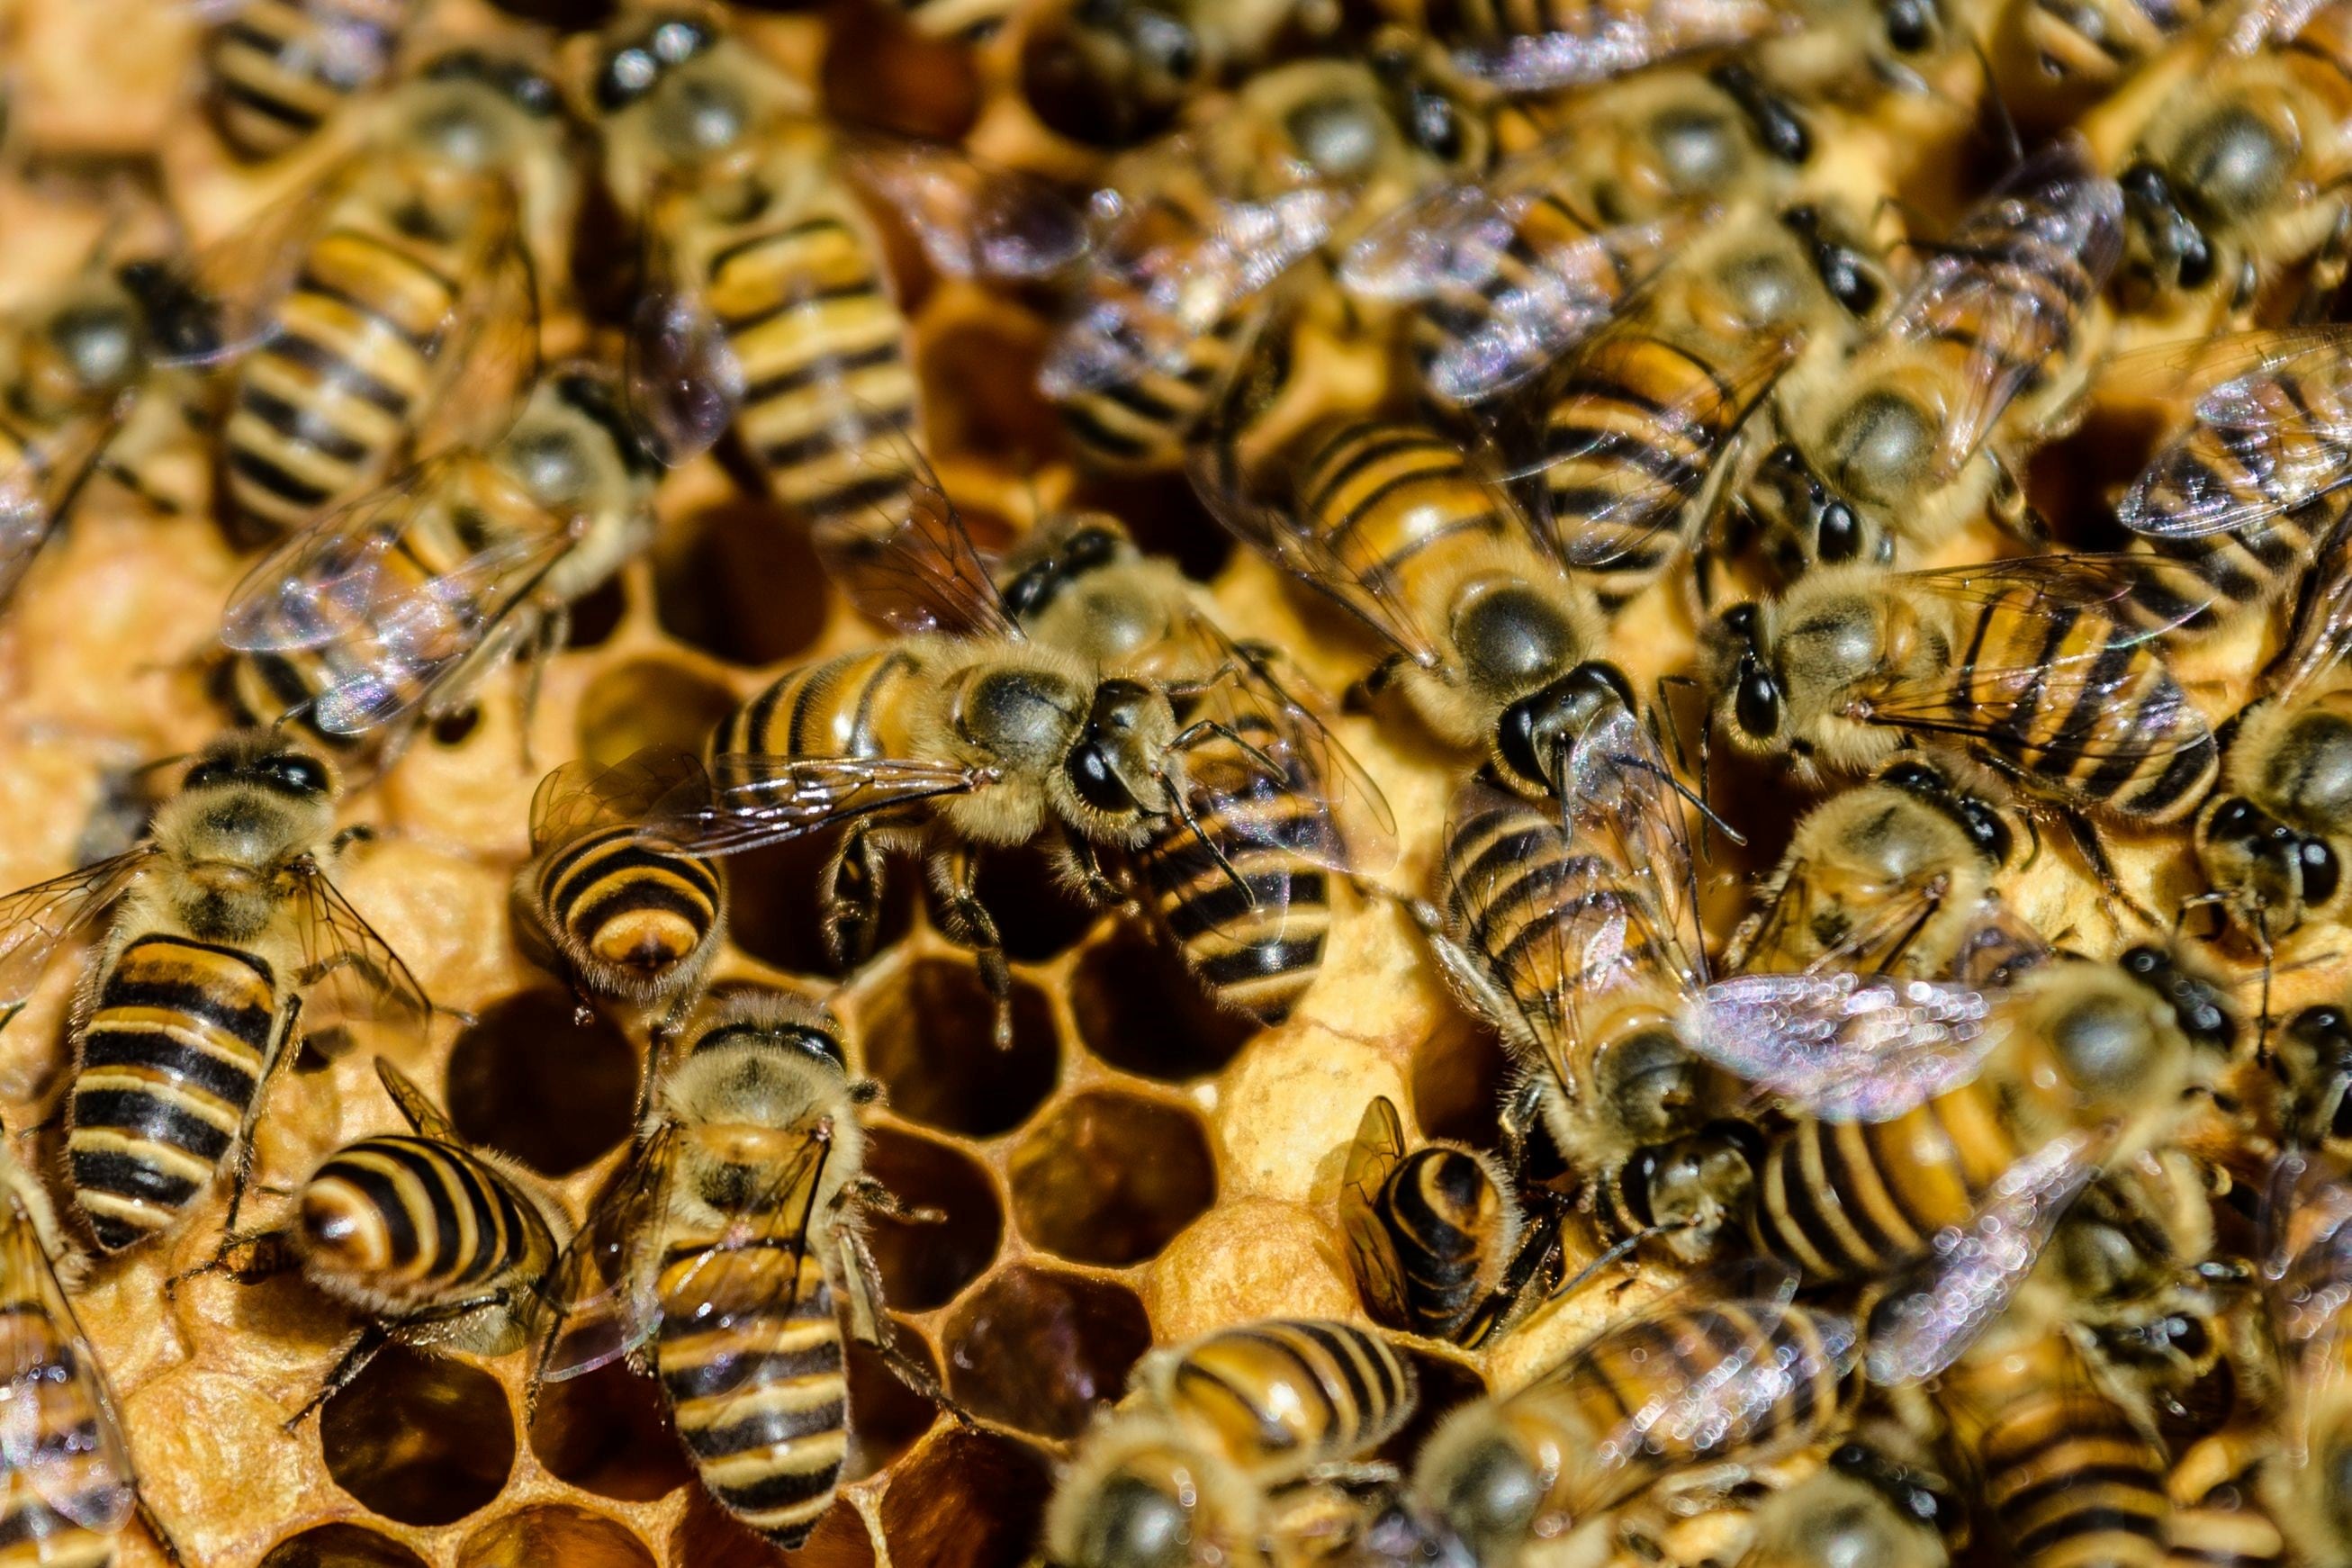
[0,1139,183,1564]
[588,5,1083,527]
[1989,0,2211,101]
[1726,752,2032,979]
[1742,1430,1966,1568]
[1412,0,1808,95]
[2259,1147,2352,1567]
[513,746,726,1041]
[1744,138,2123,576]
[0,731,429,1255]
[2189,668,2352,951]
[2275,997,2352,1150]
[272,1058,566,1424]
[1338,1093,1532,1346]
[533,992,949,1549]
[1411,1289,1860,1565]
[1044,1317,1415,1568]
[220,360,659,753]
[198,0,413,162]
[2165,1437,2288,1568]
[194,41,581,539]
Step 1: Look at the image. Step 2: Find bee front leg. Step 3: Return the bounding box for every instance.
[820,826,888,970]
[927,846,1013,1049]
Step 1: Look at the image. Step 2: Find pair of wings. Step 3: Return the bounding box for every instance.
[632,133,1087,466]
[0,384,131,613]
[1437,0,1789,93]
[0,1182,137,1540]
[218,447,587,736]
[530,745,716,859]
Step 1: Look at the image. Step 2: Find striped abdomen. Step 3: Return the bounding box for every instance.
[657,1244,844,1546]
[1903,189,2111,406]
[1946,589,2217,822]
[709,211,919,530]
[1753,1080,2023,1282]
[536,825,725,996]
[1138,713,1337,1023]
[0,1468,113,1568]
[713,646,928,766]
[1163,1319,1410,1469]
[225,222,465,536]
[1375,1149,1510,1341]
[224,649,374,753]
[69,934,282,1254]
[1294,420,1518,589]
[1965,1344,2169,1568]
[2165,1460,2284,1568]
[0,1252,129,1568]
[203,0,402,161]
[1534,330,1784,600]
[298,1134,554,1321]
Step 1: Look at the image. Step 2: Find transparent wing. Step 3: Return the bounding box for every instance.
[0,403,125,610]
[1338,1095,1410,1326]
[0,850,154,1012]
[536,1126,676,1383]
[143,158,362,367]
[808,440,1020,640]
[1862,1131,2101,1384]
[0,1188,134,1533]
[529,745,713,857]
[1558,703,1705,981]
[373,1057,459,1145]
[843,136,1089,281]
[289,857,433,1046]
[408,197,543,463]
[2114,329,2352,542]
[623,191,745,467]
[1730,860,1960,979]
[1446,0,1787,90]
[1680,972,2001,1121]
[647,754,995,858]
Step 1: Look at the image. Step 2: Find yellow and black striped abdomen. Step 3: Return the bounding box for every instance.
[0,1470,113,1568]
[298,1134,554,1311]
[714,646,929,766]
[223,649,374,753]
[1378,1148,1509,1341]
[1410,182,1636,399]
[225,223,464,536]
[538,825,725,994]
[203,0,400,161]
[0,1266,126,1568]
[1947,589,2217,823]
[1295,420,1517,597]
[2165,1462,2285,1568]
[656,1245,844,1547]
[69,933,282,1254]
[1163,1319,1410,1471]
[1970,1356,2170,1568]
[707,212,919,530]
[1138,713,1338,1023]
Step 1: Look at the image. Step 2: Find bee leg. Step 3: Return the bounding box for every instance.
[839,1226,977,1426]
[1059,835,1125,906]
[164,1227,293,1298]
[820,827,888,970]
[1344,654,1411,715]
[1299,1460,1401,1489]
[846,1173,945,1226]
[284,1324,392,1430]
[221,993,305,1239]
[928,847,1013,1049]
[2054,808,2160,929]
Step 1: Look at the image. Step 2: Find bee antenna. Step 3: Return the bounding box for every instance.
[1546,1219,1691,1303]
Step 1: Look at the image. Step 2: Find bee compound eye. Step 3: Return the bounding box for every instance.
[1816,500,1864,562]
[1734,660,1782,738]
[2207,797,2265,845]
[2302,838,2341,906]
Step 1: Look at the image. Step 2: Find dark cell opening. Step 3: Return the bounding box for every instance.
[1068,924,1256,1081]
[864,1124,1005,1310]
[319,1343,514,1527]
[446,990,639,1176]
[943,1266,1150,1438]
[1007,1090,1214,1265]
[528,1357,693,1502]
[861,958,1058,1137]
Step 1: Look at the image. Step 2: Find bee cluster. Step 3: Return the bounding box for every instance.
[0,0,2350,1563]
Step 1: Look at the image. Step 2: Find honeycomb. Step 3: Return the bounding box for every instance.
[0,1,2338,1567]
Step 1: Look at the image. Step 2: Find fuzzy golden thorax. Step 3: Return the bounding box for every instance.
[149,735,343,944]
[659,995,863,1231]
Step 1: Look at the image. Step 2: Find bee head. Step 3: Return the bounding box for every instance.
[1780,204,1886,320]
[1416,1403,1551,1564]
[1491,661,1636,799]
[591,9,719,115]
[1060,678,1179,833]
[1878,756,2014,866]
[1706,600,1787,751]
[2195,793,2338,938]
[1046,1416,1252,1568]
[2277,1003,2352,1149]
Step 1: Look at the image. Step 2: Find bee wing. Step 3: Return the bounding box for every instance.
[0,1188,135,1533]
[841,135,1090,281]
[410,214,543,464]
[141,158,367,367]
[1338,1095,1411,1325]
[808,439,1021,641]
[1558,703,1705,978]
[0,849,156,1012]
[1680,971,2001,1121]
[529,745,713,856]
[373,1056,461,1144]
[289,859,434,1046]
[646,753,996,858]
[1861,1131,2102,1385]
[623,193,746,468]
[0,403,124,610]
[536,1125,678,1383]
[2099,325,2352,416]
[1734,861,1957,979]
[1445,0,1788,90]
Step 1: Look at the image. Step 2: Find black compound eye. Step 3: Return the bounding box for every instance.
[1955,798,2014,864]
[261,753,331,796]
[2302,838,2341,905]
[1722,602,1760,638]
[1734,658,1782,738]
[2121,162,2168,204]
[2208,797,2264,845]
[1885,0,1934,51]
[182,760,235,793]
[1067,527,1119,568]
[2158,1314,2210,1358]
[653,18,713,62]
[1820,246,1882,316]
[2176,229,2215,289]
[1068,743,1132,812]
[1879,759,1940,792]
[1816,500,1862,562]
[1410,93,1464,159]
[508,68,562,116]
[596,47,659,111]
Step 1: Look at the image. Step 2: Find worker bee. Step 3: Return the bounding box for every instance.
[1412,1287,1860,1565]
[532,992,948,1549]
[1414,0,1781,94]
[1988,0,2211,101]
[514,746,726,1041]
[198,0,414,162]
[2275,997,2352,1150]
[1743,1434,1966,1568]
[1744,138,2123,576]
[0,731,428,1256]
[219,360,659,754]
[1338,1093,1536,1345]
[2259,1148,2352,1567]
[589,5,1083,527]
[1044,1317,1415,1568]
[1726,753,2032,979]
[2189,667,2352,951]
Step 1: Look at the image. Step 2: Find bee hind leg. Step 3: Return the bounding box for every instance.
[284,1323,392,1430]
[840,1226,978,1427]
[927,847,1014,1050]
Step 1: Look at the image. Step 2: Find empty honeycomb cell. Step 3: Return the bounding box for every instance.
[1008,1089,1215,1265]
[319,1343,517,1527]
[458,1503,659,1568]
[1068,470,1234,583]
[563,575,632,651]
[874,1426,1057,1568]
[1410,1015,1514,1153]
[1068,923,1256,1080]
[444,990,640,1178]
[574,659,743,772]
[671,1483,873,1568]
[942,1265,1152,1439]
[257,1524,431,1568]
[650,497,833,667]
[1014,14,1183,149]
[724,833,918,976]
[918,305,1068,475]
[862,1124,1004,1310]
[860,957,1058,1137]
[527,1357,697,1503]
[973,843,1102,961]
[1377,1347,1489,1467]
[846,1329,945,1480]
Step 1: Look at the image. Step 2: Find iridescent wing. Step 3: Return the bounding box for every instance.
[842,136,1090,281]
[0,849,155,1013]
[1861,1131,2102,1384]
[623,180,745,467]
[1679,971,2001,1121]
[647,754,997,859]
[141,158,364,367]
[1444,0,1788,91]
[1558,703,1705,984]
[809,440,1021,641]
[536,1125,677,1383]
[407,192,544,463]
[373,1056,461,1145]
[288,857,433,1046]
[1338,1095,1411,1326]
[0,1185,135,1532]
[529,745,713,858]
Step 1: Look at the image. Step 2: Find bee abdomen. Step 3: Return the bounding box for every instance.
[224,648,376,751]
[1753,1098,2007,1282]
[68,934,279,1253]
[1977,1389,2170,1568]
[300,1135,546,1300]
[203,0,400,160]
[1387,1149,1504,1335]
[1296,420,1513,576]
[1167,1320,1409,1463]
[716,647,923,766]
[542,827,725,991]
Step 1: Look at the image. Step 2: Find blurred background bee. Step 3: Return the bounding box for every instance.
[218,359,660,759]
[2260,1145,2352,1566]
[585,5,1085,533]
[1742,1429,1968,1568]
[1985,0,2212,122]
[533,992,951,1549]
[1042,1316,1414,1568]
[197,0,416,163]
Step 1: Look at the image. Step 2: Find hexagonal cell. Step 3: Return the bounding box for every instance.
[446,989,640,1177]
[974,843,1101,963]
[320,1342,515,1527]
[1068,924,1256,1081]
[576,659,741,770]
[651,496,831,667]
[919,315,1064,475]
[1377,1348,1489,1468]
[259,1525,430,1568]
[671,1483,875,1568]
[1008,1090,1214,1266]
[565,574,629,650]
[847,1329,943,1482]
[943,1266,1151,1439]
[1412,1015,1514,1154]
[875,1427,1056,1568]
[528,1357,694,1503]
[861,958,1057,1138]
[1016,14,1181,149]
[864,1125,1004,1311]
[459,1505,655,1568]
[725,832,916,978]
